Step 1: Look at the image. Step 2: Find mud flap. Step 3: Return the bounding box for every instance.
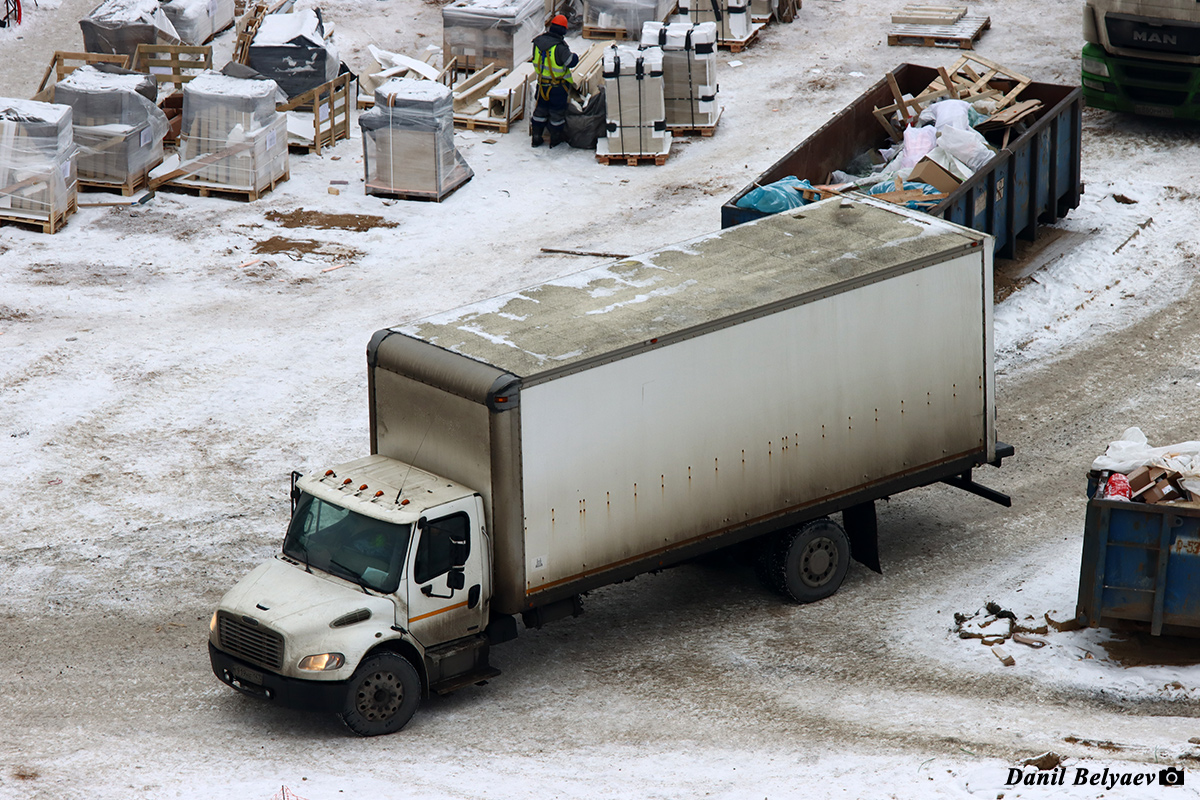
[843,502,882,574]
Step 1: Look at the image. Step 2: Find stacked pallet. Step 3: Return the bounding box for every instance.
[247,9,340,99]
[582,0,675,39]
[360,78,473,202]
[160,0,236,45]
[79,0,182,57]
[0,99,78,234]
[54,66,168,195]
[676,0,760,49]
[442,0,543,71]
[598,44,670,164]
[170,72,288,199]
[641,20,720,135]
[887,4,990,50]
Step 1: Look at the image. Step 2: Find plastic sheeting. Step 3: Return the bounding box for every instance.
[734,176,815,214]
[641,21,718,128]
[442,0,543,70]
[247,9,340,99]
[80,0,181,56]
[603,44,667,154]
[161,0,235,45]
[176,72,288,193]
[585,0,673,35]
[676,0,751,41]
[1093,427,1200,497]
[54,66,168,187]
[360,78,473,199]
[0,99,77,222]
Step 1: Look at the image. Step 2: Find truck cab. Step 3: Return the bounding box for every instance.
[208,454,498,735]
[1082,0,1200,118]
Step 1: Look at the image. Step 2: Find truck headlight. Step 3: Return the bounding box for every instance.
[209,611,218,635]
[298,653,345,671]
[1082,56,1110,78]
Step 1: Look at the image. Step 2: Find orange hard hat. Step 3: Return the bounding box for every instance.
[550,13,568,27]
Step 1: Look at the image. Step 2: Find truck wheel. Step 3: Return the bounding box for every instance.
[774,518,850,604]
[339,653,420,736]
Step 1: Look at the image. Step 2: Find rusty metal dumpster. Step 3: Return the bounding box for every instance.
[1077,497,1200,636]
[721,63,1084,261]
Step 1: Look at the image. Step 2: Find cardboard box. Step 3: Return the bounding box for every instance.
[908,156,961,196]
[1127,465,1168,497]
[1140,477,1186,505]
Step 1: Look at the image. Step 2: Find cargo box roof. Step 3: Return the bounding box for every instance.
[393,197,988,382]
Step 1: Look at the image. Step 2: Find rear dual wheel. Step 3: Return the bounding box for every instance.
[756,517,850,603]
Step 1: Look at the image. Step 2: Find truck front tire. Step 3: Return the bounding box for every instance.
[758,518,850,603]
[339,652,421,736]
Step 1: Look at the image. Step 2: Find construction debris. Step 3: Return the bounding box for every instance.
[451,62,533,133]
[1091,427,1200,505]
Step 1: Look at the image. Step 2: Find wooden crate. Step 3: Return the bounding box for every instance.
[279,73,353,154]
[31,52,131,102]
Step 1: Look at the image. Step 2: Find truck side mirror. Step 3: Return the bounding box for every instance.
[447,568,465,590]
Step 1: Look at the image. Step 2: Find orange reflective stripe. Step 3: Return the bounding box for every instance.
[409,600,468,622]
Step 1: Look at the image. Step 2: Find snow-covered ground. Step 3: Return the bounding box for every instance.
[4,0,1200,797]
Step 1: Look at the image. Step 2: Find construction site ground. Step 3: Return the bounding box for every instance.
[3,0,1200,797]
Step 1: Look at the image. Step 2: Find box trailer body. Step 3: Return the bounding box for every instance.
[720,64,1083,262]
[209,197,1012,735]
[1082,0,1200,119]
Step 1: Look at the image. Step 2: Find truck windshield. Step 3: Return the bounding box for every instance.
[283,493,411,594]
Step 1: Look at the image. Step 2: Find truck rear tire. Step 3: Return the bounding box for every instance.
[339,652,421,736]
[760,518,850,604]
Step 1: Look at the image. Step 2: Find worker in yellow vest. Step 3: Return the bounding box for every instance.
[530,14,578,148]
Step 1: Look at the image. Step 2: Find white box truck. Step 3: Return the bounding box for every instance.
[208,197,1013,735]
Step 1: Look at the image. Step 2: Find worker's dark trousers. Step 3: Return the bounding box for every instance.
[531,84,568,146]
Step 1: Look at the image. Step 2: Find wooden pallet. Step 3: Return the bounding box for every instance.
[596,136,672,166]
[232,3,267,65]
[582,25,628,40]
[666,106,722,137]
[132,44,213,89]
[165,169,289,201]
[78,169,153,197]
[31,51,131,101]
[365,172,472,203]
[454,115,513,133]
[0,195,77,235]
[887,14,990,49]
[280,73,353,155]
[717,21,765,52]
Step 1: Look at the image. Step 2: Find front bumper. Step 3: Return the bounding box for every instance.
[1082,43,1200,120]
[209,642,348,714]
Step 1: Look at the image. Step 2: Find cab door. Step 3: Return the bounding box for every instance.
[405,497,486,648]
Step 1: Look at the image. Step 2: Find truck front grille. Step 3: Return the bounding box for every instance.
[217,612,285,670]
[1106,14,1200,57]
[1122,64,1190,85]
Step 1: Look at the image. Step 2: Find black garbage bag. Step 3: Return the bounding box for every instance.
[565,88,606,150]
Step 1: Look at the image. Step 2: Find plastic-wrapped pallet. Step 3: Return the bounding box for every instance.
[602,44,667,155]
[359,78,473,201]
[247,9,340,99]
[584,0,674,36]
[676,0,750,42]
[175,72,288,196]
[641,21,719,129]
[0,99,78,231]
[54,66,169,192]
[161,0,236,46]
[80,0,181,57]
[442,0,543,71]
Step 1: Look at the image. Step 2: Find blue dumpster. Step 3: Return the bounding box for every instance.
[1076,497,1200,636]
[720,63,1083,261]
